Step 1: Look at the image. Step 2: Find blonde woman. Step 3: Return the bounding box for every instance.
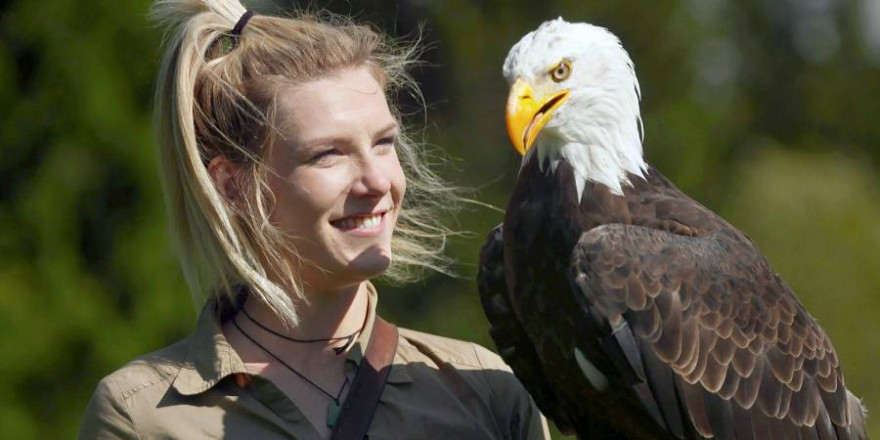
[78,0,548,439]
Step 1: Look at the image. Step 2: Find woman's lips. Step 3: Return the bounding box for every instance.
[330,211,388,236]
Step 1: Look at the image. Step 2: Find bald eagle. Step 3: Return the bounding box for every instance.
[478,18,869,440]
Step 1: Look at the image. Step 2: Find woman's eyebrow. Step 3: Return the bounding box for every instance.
[297,135,345,150]
[374,121,399,136]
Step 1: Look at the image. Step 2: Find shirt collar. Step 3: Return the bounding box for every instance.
[172,282,410,396]
[172,291,249,395]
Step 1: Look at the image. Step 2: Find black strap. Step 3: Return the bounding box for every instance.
[330,317,398,440]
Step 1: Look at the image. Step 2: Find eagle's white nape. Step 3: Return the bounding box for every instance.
[505,18,648,199]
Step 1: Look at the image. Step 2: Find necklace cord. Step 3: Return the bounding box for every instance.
[241,306,365,344]
[232,317,351,403]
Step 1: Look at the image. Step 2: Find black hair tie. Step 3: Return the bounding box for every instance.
[231,10,254,38]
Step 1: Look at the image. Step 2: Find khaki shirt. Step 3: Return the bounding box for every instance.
[79,284,550,439]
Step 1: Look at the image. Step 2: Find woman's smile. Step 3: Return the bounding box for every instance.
[329,210,388,236]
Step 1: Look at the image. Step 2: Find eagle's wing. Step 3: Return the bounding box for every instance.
[478,225,575,434]
[569,224,867,440]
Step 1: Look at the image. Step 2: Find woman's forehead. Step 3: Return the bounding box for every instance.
[275,67,395,142]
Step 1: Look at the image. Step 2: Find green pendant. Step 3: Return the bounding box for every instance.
[327,400,342,428]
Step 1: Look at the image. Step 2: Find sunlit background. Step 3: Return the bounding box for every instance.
[1,0,878,438]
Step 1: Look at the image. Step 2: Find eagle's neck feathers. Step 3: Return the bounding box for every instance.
[525,110,647,201]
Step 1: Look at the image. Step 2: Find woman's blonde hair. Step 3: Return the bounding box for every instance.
[150,0,457,327]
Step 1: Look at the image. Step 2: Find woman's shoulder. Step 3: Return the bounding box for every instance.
[96,338,191,399]
[393,327,551,439]
[78,338,193,439]
[397,327,511,372]
[395,327,526,404]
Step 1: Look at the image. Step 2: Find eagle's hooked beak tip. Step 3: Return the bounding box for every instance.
[505,78,570,156]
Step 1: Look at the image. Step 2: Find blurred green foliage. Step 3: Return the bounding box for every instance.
[1,0,878,438]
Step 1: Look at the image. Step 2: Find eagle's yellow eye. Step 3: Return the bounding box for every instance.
[550,59,572,82]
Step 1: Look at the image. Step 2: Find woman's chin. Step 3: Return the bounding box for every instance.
[344,247,392,279]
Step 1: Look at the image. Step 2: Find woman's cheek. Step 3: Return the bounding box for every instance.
[300,169,351,216]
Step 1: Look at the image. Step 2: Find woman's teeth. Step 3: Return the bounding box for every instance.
[336,214,382,230]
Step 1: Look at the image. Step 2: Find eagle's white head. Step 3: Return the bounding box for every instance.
[503,18,647,199]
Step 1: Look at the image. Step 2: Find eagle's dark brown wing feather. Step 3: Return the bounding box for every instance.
[478,224,576,435]
[569,223,867,440]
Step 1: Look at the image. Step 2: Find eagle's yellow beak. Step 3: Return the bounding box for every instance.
[505,78,570,155]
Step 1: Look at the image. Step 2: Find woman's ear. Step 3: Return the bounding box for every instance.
[207,156,242,205]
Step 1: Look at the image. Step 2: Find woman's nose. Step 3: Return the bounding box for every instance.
[351,154,391,197]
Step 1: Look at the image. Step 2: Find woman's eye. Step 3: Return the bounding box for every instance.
[307,149,338,164]
[376,136,396,149]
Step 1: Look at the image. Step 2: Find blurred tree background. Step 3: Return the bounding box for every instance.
[1,0,878,438]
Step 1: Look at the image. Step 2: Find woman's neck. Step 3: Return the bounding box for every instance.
[240,281,370,351]
[223,281,371,436]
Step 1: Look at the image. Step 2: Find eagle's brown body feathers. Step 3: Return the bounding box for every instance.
[479,156,868,440]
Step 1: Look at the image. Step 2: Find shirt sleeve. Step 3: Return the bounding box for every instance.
[78,377,140,440]
[472,344,552,440]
